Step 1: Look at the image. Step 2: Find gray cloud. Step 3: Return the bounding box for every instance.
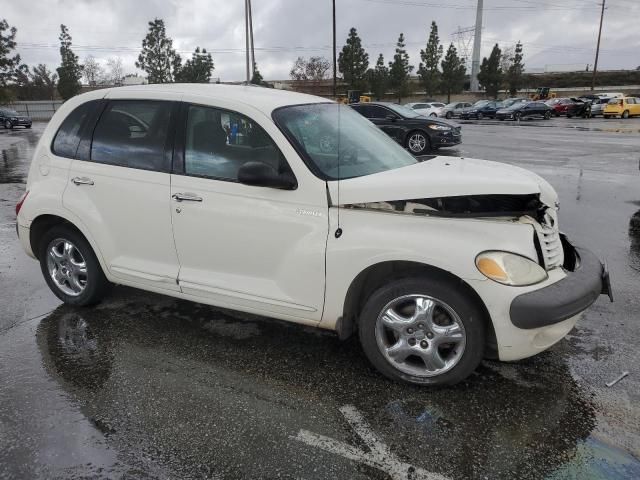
[4,0,639,82]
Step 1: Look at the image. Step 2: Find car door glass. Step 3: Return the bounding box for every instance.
[369,106,390,119]
[184,104,292,181]
[52,101,96,159]
[91,100,172,171]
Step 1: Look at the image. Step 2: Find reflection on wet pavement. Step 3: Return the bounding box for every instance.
[26,290,639,479]
[0,128,39,185]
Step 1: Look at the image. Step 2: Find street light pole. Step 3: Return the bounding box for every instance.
[248,0,255,80]
[245,0,250,84]
[332,0,337,97]
[591,0,606,91]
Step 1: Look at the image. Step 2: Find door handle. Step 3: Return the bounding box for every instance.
[172,193,203,202]
[71,176,94,186]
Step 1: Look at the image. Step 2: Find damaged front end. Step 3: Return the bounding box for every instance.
[342,193,548,223]
[342,193,566,271]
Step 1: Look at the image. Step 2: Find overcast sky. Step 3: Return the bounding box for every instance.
[4,0,639,81]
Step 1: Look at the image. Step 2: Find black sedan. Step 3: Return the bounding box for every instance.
[0,108,32,129]
[350,102,461,155]
[566,98,592,118]
[495,101,552,121]
[459,100,501,119]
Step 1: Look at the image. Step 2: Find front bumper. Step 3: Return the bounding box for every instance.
[434,131,462,147]
[510,244,612,329]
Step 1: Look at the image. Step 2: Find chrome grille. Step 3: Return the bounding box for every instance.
[538,210,564,270]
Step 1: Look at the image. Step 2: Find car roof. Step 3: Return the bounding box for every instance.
[96,83,329,115]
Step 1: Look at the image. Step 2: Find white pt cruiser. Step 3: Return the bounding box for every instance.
[16,85,612,385]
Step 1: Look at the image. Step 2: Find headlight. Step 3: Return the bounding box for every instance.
[428,124,451,131]
[11,117,18,121]
[475,251,548,286]
[469,110,478,113]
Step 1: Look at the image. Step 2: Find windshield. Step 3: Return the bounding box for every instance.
[2,109,19,116]
[505,102,525,110]
[472,100,489,107]
[385,103,423,118]
[273,103,418,180]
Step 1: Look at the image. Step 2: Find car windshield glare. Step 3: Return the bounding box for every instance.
[473,100,489,107]
[273,103,418,180]
[3,109,19,116]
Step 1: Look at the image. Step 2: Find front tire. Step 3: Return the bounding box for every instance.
[38,226,112,306]
[544,111,551,120]
[4,120,12,129]
[406,130,430,156]
[358,277,486,386]
[622,110,630,119]
[445,111,453,119]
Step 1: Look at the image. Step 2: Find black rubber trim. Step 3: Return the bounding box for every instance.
[510,245,606,329]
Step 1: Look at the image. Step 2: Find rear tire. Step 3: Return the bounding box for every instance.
[445,111,453,119]
[358,276,486,386]
[38,225,112,306]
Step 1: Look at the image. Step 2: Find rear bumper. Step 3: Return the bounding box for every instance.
[510,244,612,330]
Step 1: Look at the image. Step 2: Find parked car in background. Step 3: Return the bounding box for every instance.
[16,84,611,386]
[500,98,528,109]
[496,101,552,121]
[405,102,446,118]
[0,108,32,129]
[565,98,592,118]
[545,98,574,117]
[589,98,612,117]
[604,97,640,119]
[351,102,461,155]
[460,100,501,120]
[440,102,472,119]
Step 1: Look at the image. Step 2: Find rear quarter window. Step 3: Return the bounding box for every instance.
[51,101,97,159]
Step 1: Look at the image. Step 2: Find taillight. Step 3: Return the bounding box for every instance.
[16,190,29,216]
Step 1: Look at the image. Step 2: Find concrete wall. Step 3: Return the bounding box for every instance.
[3,100,64,120]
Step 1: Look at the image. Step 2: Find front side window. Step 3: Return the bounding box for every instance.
[52,101,96,159]
[91,100,172,171]
[184,104,292,181]
[385,104,422,118]
[273,103,417,180]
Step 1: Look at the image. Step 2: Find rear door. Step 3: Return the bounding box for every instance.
[629,98,640,116]
[63,94,181,291]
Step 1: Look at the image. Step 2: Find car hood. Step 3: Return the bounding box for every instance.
[331,156,558,208]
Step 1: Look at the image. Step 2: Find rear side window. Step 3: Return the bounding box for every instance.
[91,100,172,171]
[52,101,95,158]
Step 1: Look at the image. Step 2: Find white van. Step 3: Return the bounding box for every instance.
[15,84,612,385]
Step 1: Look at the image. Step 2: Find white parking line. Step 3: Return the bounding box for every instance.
[291,404,450,480]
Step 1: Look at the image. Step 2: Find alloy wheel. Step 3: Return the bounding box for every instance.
[407,133,427,154]
[46,238,88,297]
[375,294,466,377]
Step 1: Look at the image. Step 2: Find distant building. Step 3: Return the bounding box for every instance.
[122,75,147,86]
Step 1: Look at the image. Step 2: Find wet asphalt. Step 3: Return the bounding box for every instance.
[0,119,639,479]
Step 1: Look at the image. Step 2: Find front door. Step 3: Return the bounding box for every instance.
[63,97,181,291]
[170,102,328,321]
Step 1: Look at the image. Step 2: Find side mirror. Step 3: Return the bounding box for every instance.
[238,161,297,190]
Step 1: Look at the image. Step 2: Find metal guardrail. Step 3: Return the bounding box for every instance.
[2,101,63,121]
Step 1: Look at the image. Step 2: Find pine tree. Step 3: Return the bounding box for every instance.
[0,19,21,102]
[440,44,466,103]
[175,47,214,83]
[417,21,443,98]
[338,27,369,91]
[367,54,389,100]
[477,43,503,99]
[136,19,182,83]
[506,41,525,96]
[56,25,83,100]
[388,33,413,103]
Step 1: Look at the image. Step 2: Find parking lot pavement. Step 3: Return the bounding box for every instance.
[1,121,640,479]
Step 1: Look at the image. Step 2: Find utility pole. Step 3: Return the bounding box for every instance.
[244,0,250,84]
[248,0,255,81]
[591,0,606,91]
[332,0,337,97]
[470,0,483,92]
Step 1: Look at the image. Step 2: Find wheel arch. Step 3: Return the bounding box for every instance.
[29,214,109,275]
[337,260,498,358]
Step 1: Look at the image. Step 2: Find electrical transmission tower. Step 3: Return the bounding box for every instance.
[451,26,476,73]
